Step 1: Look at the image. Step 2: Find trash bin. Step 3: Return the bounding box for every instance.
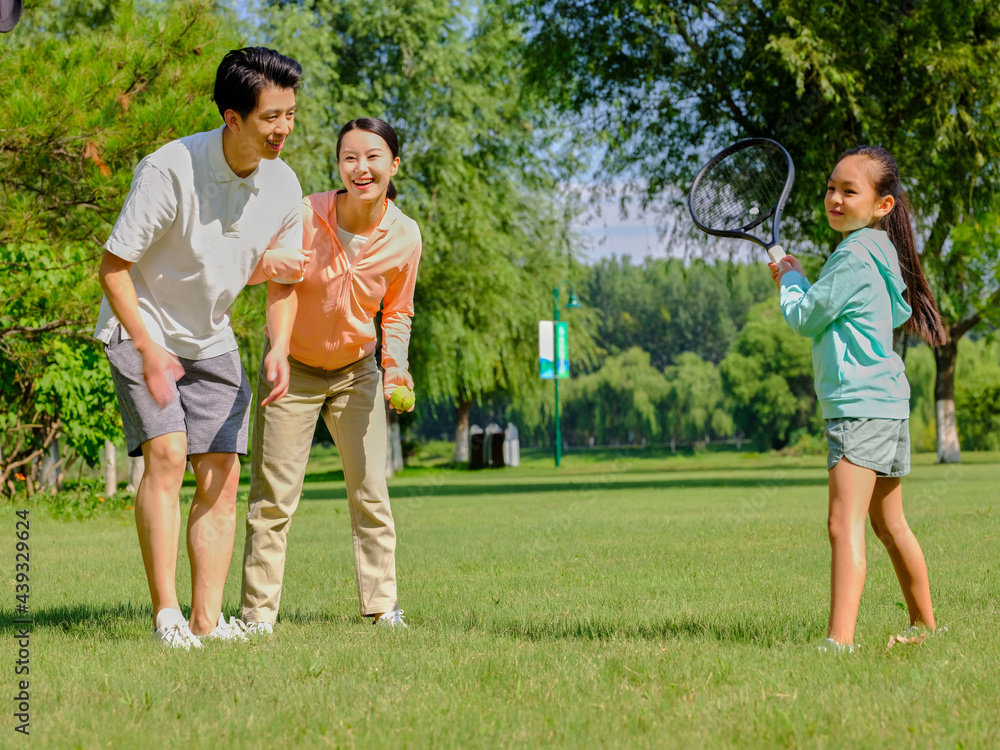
[490,432,505,468]
[503,423,520,468]
[470,432,486,470]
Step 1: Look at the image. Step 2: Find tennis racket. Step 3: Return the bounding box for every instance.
[688,138,794,264]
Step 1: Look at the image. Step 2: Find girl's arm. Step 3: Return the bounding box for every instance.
[779,250,870,337]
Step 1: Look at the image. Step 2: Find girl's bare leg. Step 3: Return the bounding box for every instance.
[827,458,877,645]
[868,477,936,630]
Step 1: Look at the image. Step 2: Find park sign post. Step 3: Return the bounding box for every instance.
[538,321,569,380]
[546,281,580,467]
[540,319,570,466]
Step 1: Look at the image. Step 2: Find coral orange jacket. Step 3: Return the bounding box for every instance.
[287,190,421,392]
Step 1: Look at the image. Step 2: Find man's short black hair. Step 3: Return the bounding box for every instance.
[213,47,303,120]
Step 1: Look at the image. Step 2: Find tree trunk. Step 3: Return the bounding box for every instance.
[127,455,145,493]
[453,398,472,463]
[933,339,961,464]
[103,439,117,497]
[41,441,63,492]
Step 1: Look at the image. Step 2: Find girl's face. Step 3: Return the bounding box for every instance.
[338,129,399,204]
[824,155,894,236]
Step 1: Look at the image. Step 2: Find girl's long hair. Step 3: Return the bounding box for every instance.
[336,117,399,200]
[840,145,948,346]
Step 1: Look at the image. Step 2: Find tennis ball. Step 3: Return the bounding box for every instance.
[390,386,415,412]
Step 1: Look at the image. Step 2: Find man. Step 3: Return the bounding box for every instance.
[96,47,308,649]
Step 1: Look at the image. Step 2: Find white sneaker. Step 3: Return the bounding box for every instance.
[817,637,857,654]
[374,609,407,628]
[905,624,948,637]
[888,624,948,650]
[201,613,249,642]
[245,621,274,637]
[152,608,202,650]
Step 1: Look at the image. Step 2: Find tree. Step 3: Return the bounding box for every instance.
[0,0,242,492]
[662,352,733,452]
[953,333,1000,451]
[582,256,774,368]
[719,302,814,450]
[263,0,590,461]
[562,347,668,446]
[521,0,1000,462]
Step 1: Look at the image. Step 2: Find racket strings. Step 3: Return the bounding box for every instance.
[691,146,788,232]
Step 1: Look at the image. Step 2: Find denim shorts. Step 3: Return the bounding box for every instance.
[825,417,910,477]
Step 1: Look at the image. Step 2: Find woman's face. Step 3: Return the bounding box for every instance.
[824,155,894,235]
[338,129,399,204]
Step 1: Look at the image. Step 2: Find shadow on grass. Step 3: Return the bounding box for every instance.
[0,602,152,639]
[0,603,378,638]
[295,476,828,502]
[393,476,827,501]
[471,613,816,646]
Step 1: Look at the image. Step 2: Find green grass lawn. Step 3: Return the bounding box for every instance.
[2,447,999,748]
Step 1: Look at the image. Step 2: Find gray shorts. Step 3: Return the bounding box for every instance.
[105,327,252,458]
[825,417,910,477]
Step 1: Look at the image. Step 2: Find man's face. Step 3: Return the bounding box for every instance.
[229,86,297,163]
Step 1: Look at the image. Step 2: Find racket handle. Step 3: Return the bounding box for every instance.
[766,245,785,264]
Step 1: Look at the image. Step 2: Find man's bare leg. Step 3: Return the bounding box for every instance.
[136,432,188,626]
[187,452,241,635]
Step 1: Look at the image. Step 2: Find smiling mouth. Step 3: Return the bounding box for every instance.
[354,178,374,187]
[267,139,284,150]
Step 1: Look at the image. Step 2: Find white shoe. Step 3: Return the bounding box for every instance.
[374,609,407,628]
[152,608,202,650]
[245,621,274,637]
[201,613,249,642]
[905,624,947,637]
[817,637,857,654]
[888,624,948,650]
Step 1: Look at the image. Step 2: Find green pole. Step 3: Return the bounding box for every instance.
[553,287,561,467]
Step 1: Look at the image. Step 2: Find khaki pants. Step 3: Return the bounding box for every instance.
[241,348,397,622]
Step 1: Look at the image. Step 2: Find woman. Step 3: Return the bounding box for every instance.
[241,118,421,633]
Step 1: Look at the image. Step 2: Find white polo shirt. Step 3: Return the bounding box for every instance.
[94,126,303,360]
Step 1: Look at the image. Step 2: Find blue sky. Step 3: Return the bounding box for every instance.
[572,192,669,262]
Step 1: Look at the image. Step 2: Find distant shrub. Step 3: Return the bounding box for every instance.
[779,429,826,457]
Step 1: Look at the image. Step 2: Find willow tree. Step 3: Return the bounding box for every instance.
[264,0,587,461]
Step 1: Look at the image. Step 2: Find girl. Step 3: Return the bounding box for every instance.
[771,145,947,652]
[240,117,421,632]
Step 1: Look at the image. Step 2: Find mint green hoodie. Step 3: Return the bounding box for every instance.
[779,228,912,419]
